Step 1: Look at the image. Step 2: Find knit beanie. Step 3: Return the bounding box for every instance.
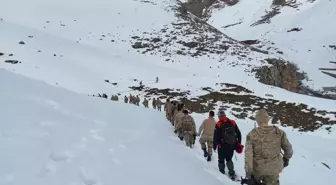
[255,109,270,125]
[217,109,226,117]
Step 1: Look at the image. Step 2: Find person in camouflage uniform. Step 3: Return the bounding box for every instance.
[156,98,162,111]
[124,95,128,103]
[174,104,185,140]
[152,98,157,110]
[181,110,196,148]
[111,95,118,101]
[164,99,170,119]
[129,94,133,104]
[136,95,140,106]
[198,110,216,161]
[170,101,178,125]
[142,98,149,108]
[244,109,293,185]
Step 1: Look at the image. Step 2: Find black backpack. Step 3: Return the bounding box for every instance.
[221,119,237,145]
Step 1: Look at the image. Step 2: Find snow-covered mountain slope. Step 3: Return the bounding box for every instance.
[208,0,336,93]
[1,69,336,185]
[0,0,334,106]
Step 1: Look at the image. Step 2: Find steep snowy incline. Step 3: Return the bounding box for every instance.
[1,69,336,185]
[208,0,336,92]
[0,69,227,185]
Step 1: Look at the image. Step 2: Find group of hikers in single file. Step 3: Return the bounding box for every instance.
[163,99,293,185]
[103,84,293,185]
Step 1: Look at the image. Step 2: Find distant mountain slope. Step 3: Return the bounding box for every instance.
[207,0,336,97]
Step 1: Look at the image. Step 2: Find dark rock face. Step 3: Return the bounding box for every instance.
[255,58,304,92]
[4,60,20,64]
[287,28,302,32]
[19,41,25,45]
[240,40,260,45]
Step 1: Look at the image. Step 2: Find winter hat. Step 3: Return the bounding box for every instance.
[255,109,270,125]
[217,109,226,117]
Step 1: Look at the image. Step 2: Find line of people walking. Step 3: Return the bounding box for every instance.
[101,93,163,111]
[164,98,293,185]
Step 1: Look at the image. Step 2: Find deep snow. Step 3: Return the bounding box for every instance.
[0,69,225,185]
[1,69,336,185]
[0,0,336,184]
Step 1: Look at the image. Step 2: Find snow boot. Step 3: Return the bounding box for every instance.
[202,148,208,157]
[218,163,225,174]
[227,160,236,179]
[178,136,184,141]
[207,155,211,162]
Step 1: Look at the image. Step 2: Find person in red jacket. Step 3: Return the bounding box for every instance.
[213,109,242,179]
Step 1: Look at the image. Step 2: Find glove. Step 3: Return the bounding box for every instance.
[174,130,177,133]
[283,157,289,168]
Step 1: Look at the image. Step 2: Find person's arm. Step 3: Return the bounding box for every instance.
[198,120,205,136]
[192,118,197,134]
[213,125,218,151]
[234,121,242,143]
[281,131,293,167]
[244,132,253,178]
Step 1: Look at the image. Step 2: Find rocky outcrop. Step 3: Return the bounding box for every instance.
[4,60,20,64]
[255,58,304,92]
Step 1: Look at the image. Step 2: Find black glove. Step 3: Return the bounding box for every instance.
[283,157,289,168]
[174,130,177,133]
[241,177,254,185]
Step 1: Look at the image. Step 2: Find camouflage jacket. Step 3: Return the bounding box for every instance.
[244,126,293,177]
[181,115,196,134]
[174,111,184,130]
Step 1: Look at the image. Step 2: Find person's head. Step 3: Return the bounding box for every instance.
[217,109,226,119]
[178,103,184,111]
[167,98,170,102]
[255,109,270,126]
[209,111,215,118]
[183,110,189,115]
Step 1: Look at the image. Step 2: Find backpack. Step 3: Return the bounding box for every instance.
[221,119,237,145]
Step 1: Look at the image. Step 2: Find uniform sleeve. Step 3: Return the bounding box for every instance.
[192,118,197,134]
[281,132,293,160]
[198,120,205,135]
[244,132,253,178]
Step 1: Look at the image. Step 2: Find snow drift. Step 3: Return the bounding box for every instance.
[0,69,225,185]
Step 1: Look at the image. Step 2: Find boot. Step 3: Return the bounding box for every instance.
[178,136,183,141]
[218,163,225,174]
[227,160,236,178]
[207,155,211,162]
[202,148,208,157]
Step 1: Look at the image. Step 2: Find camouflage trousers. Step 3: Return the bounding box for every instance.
[166,113,171,121]
[254,174,279,185]
[199,136,213,155]
[157,106,161,111]
[184,131,195,147]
